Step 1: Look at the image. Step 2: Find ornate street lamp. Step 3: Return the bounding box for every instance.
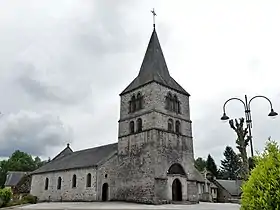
[221,95,278,157]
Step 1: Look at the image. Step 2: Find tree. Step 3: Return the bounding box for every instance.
[206,154,218,177]
[194,157,206,172]
[229,118,250,180]
[0,150,46,188]
[241,139,280,210]
[34,156,47,169]
[220,146,241,180]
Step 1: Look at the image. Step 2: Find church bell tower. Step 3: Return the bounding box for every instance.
[115,18,200,204]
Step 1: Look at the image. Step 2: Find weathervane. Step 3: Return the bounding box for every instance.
[151,8,156,28]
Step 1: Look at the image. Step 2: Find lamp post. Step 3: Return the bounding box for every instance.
[221,95,278,157]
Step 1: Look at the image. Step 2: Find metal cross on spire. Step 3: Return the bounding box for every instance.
[151,8,156,28]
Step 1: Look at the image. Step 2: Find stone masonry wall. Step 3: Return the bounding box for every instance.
[117,81,199,204]
[187,181,199,203]
[96,153,118,201]
[31,168,97,202]
[119,83,190,122]
[116,130,156,203]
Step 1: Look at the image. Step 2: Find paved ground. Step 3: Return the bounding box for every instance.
[14,202,240,210]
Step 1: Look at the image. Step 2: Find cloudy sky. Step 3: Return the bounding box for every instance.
[1,0,280,165]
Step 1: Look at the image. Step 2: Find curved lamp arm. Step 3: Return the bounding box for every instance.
[248,95,273,109]
[223,97,246,113]
[248,95,278,117]
[221,97,246,120]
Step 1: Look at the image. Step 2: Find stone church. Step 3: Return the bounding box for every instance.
[30,26,205,204]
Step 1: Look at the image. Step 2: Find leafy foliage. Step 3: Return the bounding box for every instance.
[0,187,12,207]
[3,194,37,207]
[241,140,280,210]
[0,150,47,188]
[194,157,207,172]
[22,194,37,204]
[221,146,241,180]
[206,154,218,177]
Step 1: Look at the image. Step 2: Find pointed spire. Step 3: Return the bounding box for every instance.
[137,28,170,81]
[120,28,189,96]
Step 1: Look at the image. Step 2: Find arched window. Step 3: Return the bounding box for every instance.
[168,119,174,132]
[72,174,77,188]
[175,120,181,134]
[129,101,132,113]
[136,92,142,110]
[166,92,172,110]
[57,177,62,190]
[44,178,49,190]
[129,93,144,113]
[131,95,136,112]
[173,95,178,113]
[167,163,186,176]
[86,173,91,187]
[129,121,135,134]
[137,118,142,132]
[165,93,181,113]
[170,95,174,111]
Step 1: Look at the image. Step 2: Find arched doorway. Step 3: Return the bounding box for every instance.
[102,183,109,201]
[172,179,182,201]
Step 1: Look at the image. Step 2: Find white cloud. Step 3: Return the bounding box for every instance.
[0,0,280,166]
[0,111,73,157]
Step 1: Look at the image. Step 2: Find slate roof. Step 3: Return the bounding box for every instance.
[186,165,205,182]
[120,29,190,96]
[31,143,118,174]
[4,171,27,187]
[52,144,73,161]
[215,179,242,196]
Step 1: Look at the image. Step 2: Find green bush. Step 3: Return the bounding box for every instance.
[4,200,27,207]
[0,187,12,207]
[241,140,280,210]
[22,194,37,204]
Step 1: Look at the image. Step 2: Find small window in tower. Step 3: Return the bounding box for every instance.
[129,101,132,113]
[170,95,174,111]
[166,92,172,110]
[178,101,181,114]
[131,95,136,112]
[175,120,181,134]
[137,118,142,132]
[72,174,77,188]
[130,121,135,134]
[168,119,174,132]
[173,95,179,113]
[136,92,143,110]
[45,178,49,190]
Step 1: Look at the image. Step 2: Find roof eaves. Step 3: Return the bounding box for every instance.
[96,151,118,167]
[31,165,98,175]
[120,80,190,96]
